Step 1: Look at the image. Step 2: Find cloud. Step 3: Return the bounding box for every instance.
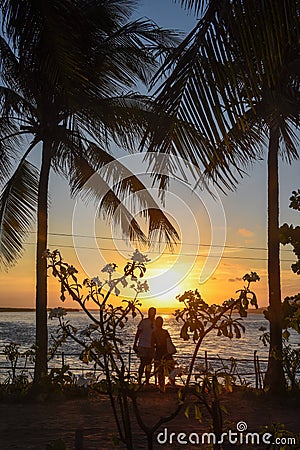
[228,277,242,282]
[238,228,254,238]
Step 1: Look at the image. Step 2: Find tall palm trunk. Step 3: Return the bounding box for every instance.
[264,122,286,393]
[33,141,51,385]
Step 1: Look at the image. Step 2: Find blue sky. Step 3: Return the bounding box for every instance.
[136,0,197,29]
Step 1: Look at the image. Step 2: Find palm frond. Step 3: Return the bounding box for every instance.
[74,94,156,152]
[0,85,35,119]
[144,104,259,192]
[197,109,267,190]
[74,19,180,100]
[0,36,26,95]
[0,159,39,268]
[63,151,149,244]
[99,189,180,250]
[0,0,45,49]
[279,120,299,163]
[0,117,27,181]
[98,189,148,245]
[82,0,139,30]
[147,208,180,250]
[149,0,300,190]
[54,139,116,197]
[98,165,180,250]
[55,136,180,248]
[1,1,179,104]
[0,1,88,89]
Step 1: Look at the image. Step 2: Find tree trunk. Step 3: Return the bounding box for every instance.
[264,123,286,393]
[33,141,51,385]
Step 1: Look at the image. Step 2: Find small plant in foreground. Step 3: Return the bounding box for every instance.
[184,368,233,450]
[175,271,260,386]
[47,249,181,450]
[47,248,260,450]
[174,272,259,450]
[2,342,35,388]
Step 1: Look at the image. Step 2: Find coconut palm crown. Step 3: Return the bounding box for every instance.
[0,0,180,384]
[148,0,299,392]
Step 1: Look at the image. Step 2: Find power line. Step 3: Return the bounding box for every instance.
[23,241,296,263]
[28,231,293,253]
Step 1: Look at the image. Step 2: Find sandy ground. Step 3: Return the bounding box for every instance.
[0,385,299,449]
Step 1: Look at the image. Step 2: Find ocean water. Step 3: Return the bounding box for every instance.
[0,311,299,384]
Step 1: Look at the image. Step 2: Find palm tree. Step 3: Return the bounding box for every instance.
[147,0,299,392]
[0,0,179,385]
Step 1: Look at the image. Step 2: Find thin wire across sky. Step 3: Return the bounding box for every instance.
[25,231,296,262]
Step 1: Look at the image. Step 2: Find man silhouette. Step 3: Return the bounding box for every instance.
[133,307,156,384]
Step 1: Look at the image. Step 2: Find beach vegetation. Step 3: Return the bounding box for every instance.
[175,272,259,386]
[280,189,300,275]
[0,0,179,387]
[46,249,174,449]
[184,369,233,450]
[0,342,33,398]
[45,249,260,449]
[174,273,259,449]
[149,0,299,393]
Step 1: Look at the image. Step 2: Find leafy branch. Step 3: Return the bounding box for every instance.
[175,272,260,386]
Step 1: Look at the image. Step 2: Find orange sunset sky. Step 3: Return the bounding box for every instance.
[0,1,299,312]
[0,155,299,311]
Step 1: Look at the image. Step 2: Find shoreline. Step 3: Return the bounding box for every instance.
[0,307,267,314]
[0,307,80,312]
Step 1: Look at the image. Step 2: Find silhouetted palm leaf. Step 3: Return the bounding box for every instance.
[0,159,39,267]
[153,0,299,392]
[149,0,299,190]
[0,1,181,381]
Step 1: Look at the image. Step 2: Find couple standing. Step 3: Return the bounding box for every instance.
[133,307,175,392]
